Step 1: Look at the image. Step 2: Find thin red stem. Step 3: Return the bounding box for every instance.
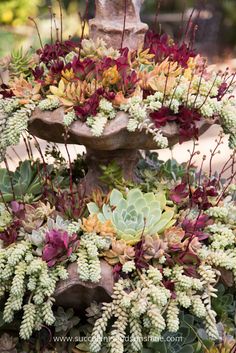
[57,0,63,42]
[198,155,206,186]
[162,61,171,105]
[186,70,195,107]
[154,1,161,31]
[121,0,127,49]
[23,136,31,160]
[48,6,53,44]
[193,59,207,107]
[28,17,43,48]
[53,13,59,41]
[78,0,89,60]
[218,152,235,182]
[198,72,221,110]
[187,142,198,207]
[209,134,224,178]
[32,135,51,196]
[216,170,236,204]
[183,7,195,44]
[63,131,75,209]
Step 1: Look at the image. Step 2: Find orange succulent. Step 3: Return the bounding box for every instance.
[130,47,155,69]
[113,91,129,107]
[91,188,111,209]
[61,68,75,83]
[164,226,185,247]
[113,86,142,108]
[102,65,120,86]
[103,239,135,265]
[138,57,182,93]
[81,214,116,237]
[10,75,41,104]
[164,226,201,254]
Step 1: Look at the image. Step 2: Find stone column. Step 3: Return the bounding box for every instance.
[89,0,148,50]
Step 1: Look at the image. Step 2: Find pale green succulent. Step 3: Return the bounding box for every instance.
[0,203,12,231]
[88,188,175,245]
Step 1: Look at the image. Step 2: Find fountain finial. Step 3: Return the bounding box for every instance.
[89,0,148,50]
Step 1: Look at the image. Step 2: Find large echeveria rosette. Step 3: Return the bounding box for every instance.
[88,188,175,245]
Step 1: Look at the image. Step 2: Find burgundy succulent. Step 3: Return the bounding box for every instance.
[191,179,218,210]
[134,240,149,270]
[37,40,77,66]
[42,229,79,267]
[150,107,176,128]
[150,106,201,143]
[53,189,86,220]
[50,60,65,76]
[74,92,100,120]
[71,57,95,81]
[0,220,20,246]
[0,83,14,98]
[144,30,196,68]
[169,183,189,204]
[163,280,176,298]
[97,54,139,96]
[181,214,210,244]
[74,89,115,121]
[178,107,201,143]
[96,88,116,101]
[217,82,228,100]
[10,201,25,219]
[113,263,123,281]
[31,66,45,82]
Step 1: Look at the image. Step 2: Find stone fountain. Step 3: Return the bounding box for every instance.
[28,0,213,309]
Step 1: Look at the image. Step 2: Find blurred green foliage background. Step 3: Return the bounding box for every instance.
[0,0,236,59]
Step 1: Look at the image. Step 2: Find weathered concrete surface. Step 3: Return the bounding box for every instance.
[89,0,148,49]
[54,260,114,310]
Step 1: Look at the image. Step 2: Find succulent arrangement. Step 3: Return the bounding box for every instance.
[0,145,234,352]
[1,15,236,159]
[0,1,236,352]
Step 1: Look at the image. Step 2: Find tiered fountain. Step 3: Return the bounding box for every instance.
[28,0,213,309]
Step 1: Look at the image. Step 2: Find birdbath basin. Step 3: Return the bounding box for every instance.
[28,107,213,193]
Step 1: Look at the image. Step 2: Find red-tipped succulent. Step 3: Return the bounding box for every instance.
[42,229,79,267]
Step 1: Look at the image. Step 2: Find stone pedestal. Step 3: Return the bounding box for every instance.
[82,148,139,194]
[89,20,148,50]
[89,0,148,49]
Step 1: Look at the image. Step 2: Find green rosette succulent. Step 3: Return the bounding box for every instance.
[88,188,175,245]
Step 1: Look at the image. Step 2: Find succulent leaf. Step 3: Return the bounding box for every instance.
[87,202,100,215]
[110,189,123,206]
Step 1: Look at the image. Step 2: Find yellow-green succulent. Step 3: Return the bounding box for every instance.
[0,203,12,232]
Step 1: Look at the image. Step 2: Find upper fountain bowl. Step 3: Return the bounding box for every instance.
[28,107,214,150]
